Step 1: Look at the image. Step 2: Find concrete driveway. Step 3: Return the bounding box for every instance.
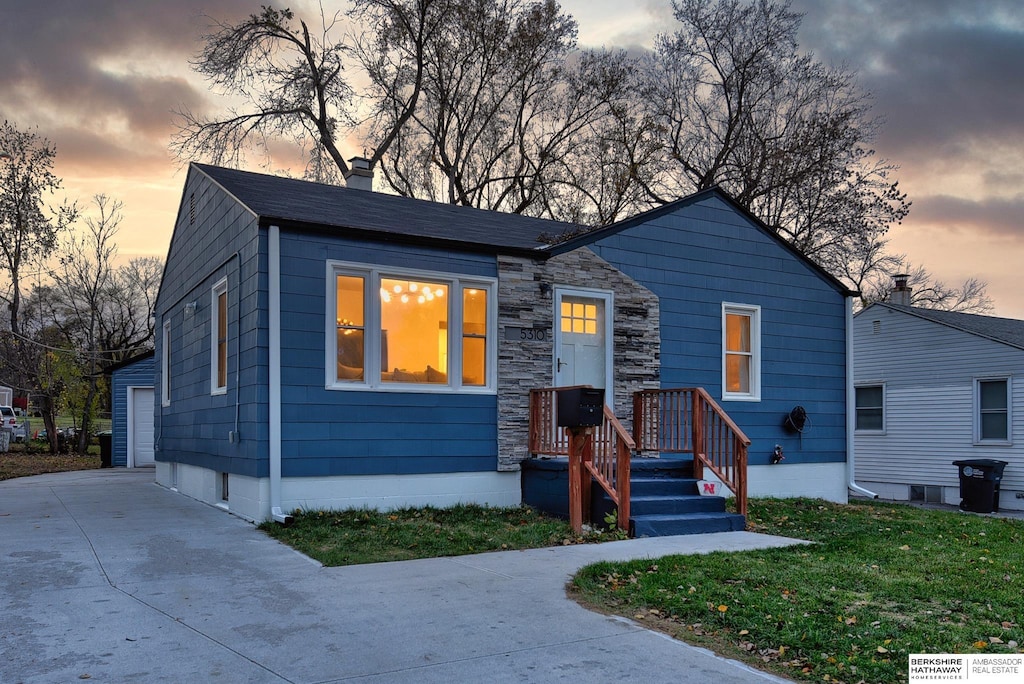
[1,469,803,683]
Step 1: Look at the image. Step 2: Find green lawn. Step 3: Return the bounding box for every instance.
[570,498,1023,684]
[259,504,622,566]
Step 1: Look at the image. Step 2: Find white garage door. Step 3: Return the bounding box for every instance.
[130,387,155,467]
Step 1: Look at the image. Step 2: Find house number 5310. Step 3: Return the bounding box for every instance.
[505,326,549,342]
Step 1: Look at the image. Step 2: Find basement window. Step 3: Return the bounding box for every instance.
[910,484,942,504]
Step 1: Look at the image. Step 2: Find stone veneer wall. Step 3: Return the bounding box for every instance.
[496,247,660,470]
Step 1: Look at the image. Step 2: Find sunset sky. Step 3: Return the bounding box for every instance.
[2,0,1022,316]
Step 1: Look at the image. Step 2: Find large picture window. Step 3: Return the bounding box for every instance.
[328,263,495,391]
[722,303,760,401]
[976,378,1011,443]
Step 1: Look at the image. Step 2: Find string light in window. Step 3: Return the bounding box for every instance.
[379,281,446,304]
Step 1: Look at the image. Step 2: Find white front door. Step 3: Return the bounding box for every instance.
[554,289,613,405]
[129,387,155,467]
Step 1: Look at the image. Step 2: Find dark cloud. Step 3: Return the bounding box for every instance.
[0,0,259,154]
[910,194,1024,239]
[792,0,1024,158]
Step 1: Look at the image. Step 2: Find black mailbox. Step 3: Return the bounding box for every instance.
[557,387,605,428]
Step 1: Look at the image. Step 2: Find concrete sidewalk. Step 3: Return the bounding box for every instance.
[1,469,804,683]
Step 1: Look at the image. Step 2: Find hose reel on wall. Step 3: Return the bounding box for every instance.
[783,406,807,434]
[773,406,809,462]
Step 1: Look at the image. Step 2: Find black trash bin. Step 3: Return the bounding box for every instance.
[97,431,113,468]
[952,459,1008,513]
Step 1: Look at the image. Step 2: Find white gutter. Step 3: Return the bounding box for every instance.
[846,295,878,499]
[269,225,293,523]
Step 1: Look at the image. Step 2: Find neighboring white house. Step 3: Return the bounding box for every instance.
[853,288,1024,511]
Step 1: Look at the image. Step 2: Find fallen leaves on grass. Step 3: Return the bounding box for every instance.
[0,451,101,481]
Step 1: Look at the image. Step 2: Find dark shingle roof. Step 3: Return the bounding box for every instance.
[194,163,577,255]
[876,303,1024,350]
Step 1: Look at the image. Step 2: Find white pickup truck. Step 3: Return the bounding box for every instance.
[0,405,16,431]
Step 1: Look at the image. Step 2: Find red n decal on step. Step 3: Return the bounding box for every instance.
[698,480,718,496]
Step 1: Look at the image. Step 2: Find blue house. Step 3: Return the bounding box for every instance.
[153,162,856,524]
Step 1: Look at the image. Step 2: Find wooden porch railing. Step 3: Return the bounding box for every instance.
[633,387,750,516]
[528,388,633,533]
[528,387,569,456]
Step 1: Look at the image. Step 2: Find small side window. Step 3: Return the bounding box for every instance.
[211,278,228,395]
[976,378,1010,443]
[721,303,760,401]
[855,385,884,432]
[161,320,171,407]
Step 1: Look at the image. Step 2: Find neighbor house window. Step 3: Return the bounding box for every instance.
[976,378,1010,443]
[855,385,885,432]
[211,278,228,395]
[722,303,760,401]
[161,320,171,407]
[328,263,496,391]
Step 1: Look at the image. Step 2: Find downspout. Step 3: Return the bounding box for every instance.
[269,225,293,523]
[846,295,878,499]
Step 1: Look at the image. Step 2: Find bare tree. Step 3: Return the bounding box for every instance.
[860,263,994,314]
[175,1,632,219]
[355,0,632,216]
[102,256,163,360]
[48,195,121,450]
[172,5,360,182]
[637,0,910,277]
[0,121,76,335]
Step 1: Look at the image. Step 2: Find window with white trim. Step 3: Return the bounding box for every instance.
[328,263,496,391]
[161,320,171,407]
[976,377,1011,443]
[722,303,761,401]
[855,384,885,432]
[211,278,228,395]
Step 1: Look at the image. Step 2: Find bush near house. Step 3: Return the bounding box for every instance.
[571,498,1024,684]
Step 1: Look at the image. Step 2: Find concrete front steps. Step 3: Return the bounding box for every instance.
[521,456,746,537]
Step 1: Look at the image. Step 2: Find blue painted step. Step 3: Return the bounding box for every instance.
[632,511,747,537]
[592,457,746,537]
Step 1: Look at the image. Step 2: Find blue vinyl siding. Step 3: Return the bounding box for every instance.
[277,232,499,477]
[110,355,155,468]
[155,170,500,480]
[590,194,848,465]
[154,171,267,477]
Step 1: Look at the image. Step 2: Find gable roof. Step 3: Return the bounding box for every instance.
[863,303,1024,351]
[194,163,575,256]
[193,163,856,296]
[105,350,155,375]
[548,186,858,297]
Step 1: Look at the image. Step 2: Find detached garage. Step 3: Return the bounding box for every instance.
[108,352,155,468]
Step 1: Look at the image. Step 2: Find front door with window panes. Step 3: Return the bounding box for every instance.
[554,292,608,392]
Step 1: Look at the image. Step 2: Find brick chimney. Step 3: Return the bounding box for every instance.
[892,273,912,305]
[343,156,373,191]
